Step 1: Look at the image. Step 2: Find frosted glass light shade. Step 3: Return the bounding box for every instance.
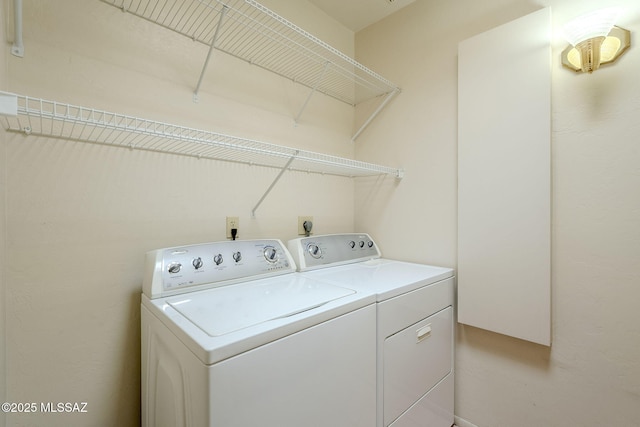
[563,7,622,46]
[561,26,631,73]
[600,35,622,61]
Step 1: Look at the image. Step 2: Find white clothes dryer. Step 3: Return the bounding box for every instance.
[288,233,455,427]
[141,239,377,427]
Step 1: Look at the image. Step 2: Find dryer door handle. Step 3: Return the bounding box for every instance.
[416,324,432,342]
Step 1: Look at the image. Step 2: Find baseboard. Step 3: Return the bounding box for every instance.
[454,415,479,427]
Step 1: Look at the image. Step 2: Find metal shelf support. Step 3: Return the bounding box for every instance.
[12,0,25,57]
[294,62,329,125]
[352,89,400,141]
[193,5,229,103]
[251,151,298,217]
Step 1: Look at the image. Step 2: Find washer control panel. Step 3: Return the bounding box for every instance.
[288,233,381,271]
[143,239,295,299]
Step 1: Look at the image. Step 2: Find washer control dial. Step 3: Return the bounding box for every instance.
[349,241,356,249]
[263,246,278,263]
[156,239,296,297]
[167,262,182,274]
[307,243,322,259]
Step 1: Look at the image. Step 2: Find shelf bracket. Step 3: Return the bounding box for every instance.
[0,92,18,116]
[251,151,299,217]
[12,0,25,57]
[193,5,229,102]
[294,61,330,125]
[352,88,400,141]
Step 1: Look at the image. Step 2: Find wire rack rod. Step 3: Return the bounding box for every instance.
[0,93,403,179]
[99,0,401,106]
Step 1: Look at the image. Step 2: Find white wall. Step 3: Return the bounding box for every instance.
[3,1,355,425]
[1,1,9,425]
[6,1,640,426]
[356,0,640,426]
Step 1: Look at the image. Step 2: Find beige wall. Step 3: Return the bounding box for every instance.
[4,1,355,426]
[356,1,640,426]
[5,1,640,426]
[1,1,9,425]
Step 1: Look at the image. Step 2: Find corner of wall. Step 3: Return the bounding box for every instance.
[454,416,479,427]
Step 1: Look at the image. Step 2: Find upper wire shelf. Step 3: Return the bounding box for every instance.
[99,0,401,138]
[0,93,404,180]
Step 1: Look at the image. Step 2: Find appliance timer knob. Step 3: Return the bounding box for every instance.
[368,241,374,248]
[359,241,365,248]
[167,262,182,274]
[213,254,223,265]
[307,243,322,259]
[349,241,356,249]
[192,257,203,269]
[233,251,242,263]
[263,246,278,263]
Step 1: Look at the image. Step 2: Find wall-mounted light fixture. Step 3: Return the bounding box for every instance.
[561,8,631,73]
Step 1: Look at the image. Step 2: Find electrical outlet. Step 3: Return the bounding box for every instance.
[226,216,239,239]
[298,216,313,236]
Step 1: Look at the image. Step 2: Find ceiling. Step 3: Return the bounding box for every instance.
[308,0,416,32]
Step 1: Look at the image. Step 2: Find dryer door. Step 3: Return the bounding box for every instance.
[383,306,453,426]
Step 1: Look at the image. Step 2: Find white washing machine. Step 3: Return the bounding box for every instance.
[288,233,455,427]
[141,239,377,427]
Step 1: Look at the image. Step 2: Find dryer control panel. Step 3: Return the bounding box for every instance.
[143,239,295,299]
[288,233,381,271]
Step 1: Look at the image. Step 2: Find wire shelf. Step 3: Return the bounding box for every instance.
[100,0,400,107]
[0,93,403,179]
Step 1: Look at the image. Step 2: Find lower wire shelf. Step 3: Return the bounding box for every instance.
[0,92,403,215]
[0,92,403,179]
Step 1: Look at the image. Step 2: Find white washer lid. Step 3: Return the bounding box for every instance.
[166,275,355,336]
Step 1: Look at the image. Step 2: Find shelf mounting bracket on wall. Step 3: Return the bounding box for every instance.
[251,151,299,217]
[294,61,330,125]
[352,89,399,141]
[12,0,25,57]
[193,5,229,103]
[0,92,18,116]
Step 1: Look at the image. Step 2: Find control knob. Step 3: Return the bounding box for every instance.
[359,241,365,248]
[167,262,182,274]
[263,246,278,263]
[307,243,322,259]
[213,254,223,265]
[192,257,203,270]
[349,241,356,249]
[367,241,374,248]
[233,251,242,263]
